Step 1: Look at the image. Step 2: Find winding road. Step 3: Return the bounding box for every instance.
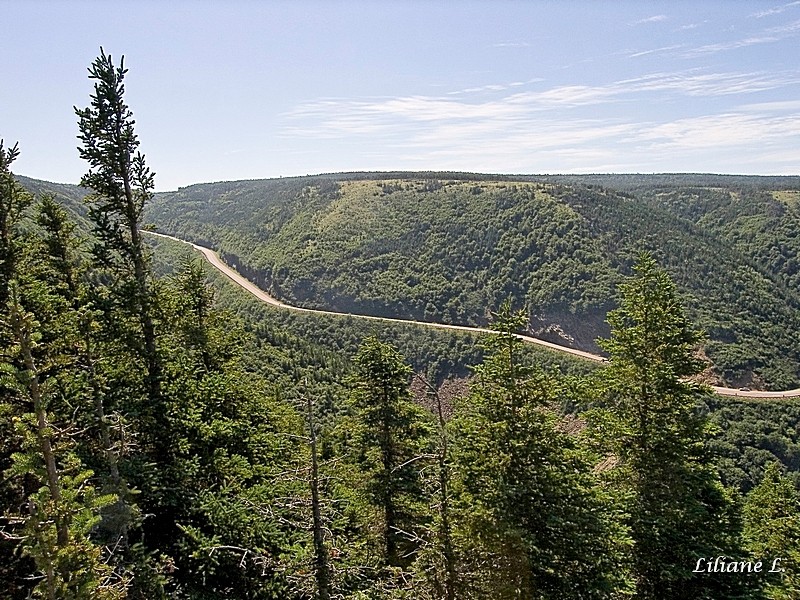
[146,231,800,400]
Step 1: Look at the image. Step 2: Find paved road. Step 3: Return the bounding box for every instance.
[146,231,800,400]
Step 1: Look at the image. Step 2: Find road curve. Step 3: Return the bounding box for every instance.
[145,231,800,400]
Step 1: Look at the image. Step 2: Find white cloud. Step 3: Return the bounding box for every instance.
[633,14,668,25]
[768,18,800,33]
[447,78,543,96]
[750,1,800,18]
[627,44,685,58]
[284,70,800,139]
[493,41,530,48]
[684,36,780,56]
[683,19,800,56]
[737,100,800,112]
[635,113,800,150]
[280,69,800,175]
[619,71,800,96]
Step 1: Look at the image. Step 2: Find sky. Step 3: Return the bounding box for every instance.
[4,0,800,191]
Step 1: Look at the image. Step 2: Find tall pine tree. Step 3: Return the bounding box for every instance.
[75,48,162,453]
[589,253,745,599]
[348,337,432,570]
[450,301,628,599]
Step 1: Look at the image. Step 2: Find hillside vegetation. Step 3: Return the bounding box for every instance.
[145,173,800,389]
[7,49,800,600]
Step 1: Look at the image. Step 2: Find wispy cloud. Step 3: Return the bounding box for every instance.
[769,18,800,33]
[635,113,800,150]
[618,71,800,96]
[683,19,800,56]
[493,41,530,48]
[737,100,800,112]
[750,1,800,18]
[284,70,800,138]
[280,69,800,174]
[685,35,779,55]
[627,44,685,58]
[448,78,542,96]
[632,14,668,25]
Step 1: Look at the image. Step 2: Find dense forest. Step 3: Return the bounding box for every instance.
[2,50,800,599]
[143,170,800,390]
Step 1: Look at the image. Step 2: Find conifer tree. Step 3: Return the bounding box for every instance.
[0,139,34,597]
[744,463,800,599]
[349,337,432,569]
[590,252,744,599]
[451,300,627,599]
[35,195,79,299]
[0,148,128,597]
[4,281,125,600]
[136,261,309,598]
[0,141,32,308]
[74,48,161,445]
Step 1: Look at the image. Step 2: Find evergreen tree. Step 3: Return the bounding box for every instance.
[348,337,432,570]
[0,141,31,308]
[75,48,161,451]
[35,194,79,299]
[451,301,628,599]
[0,154,128,597]
[744,463,800,599]
[141,262,308,598]
[0,139,35,598]
[589,252,745,599]
[3,281,125,599]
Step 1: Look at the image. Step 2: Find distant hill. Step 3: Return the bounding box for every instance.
[139,172,800,390]
[15,175,92,234]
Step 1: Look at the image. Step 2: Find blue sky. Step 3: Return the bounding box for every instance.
[4,1,800,190]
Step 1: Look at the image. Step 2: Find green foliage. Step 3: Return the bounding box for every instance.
[9,456,123,600]
[704,396,800,493]
[143,174,800,389]
[744,462,800,599]
[8,47,800,600]
[450,301,629,598]
[588,253,746,599]
[75,49,162,473]
[75,48,154,271]
[0,141,33,307]
[131,264,310,599]
[0,180,128,598]
[345,337,433,569]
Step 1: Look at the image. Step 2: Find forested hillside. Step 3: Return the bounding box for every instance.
[5,49,800,600]
[145,173,800,389]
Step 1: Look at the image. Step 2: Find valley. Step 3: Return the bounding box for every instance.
[144,230,800,399]
[143,172,800,390]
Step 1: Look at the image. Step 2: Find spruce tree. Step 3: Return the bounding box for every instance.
[0,139,34,598]
[0,149,127,598]
[744,463,800,599]
[0,141,32,308]
[74,48,161,448]
[349,337,432,570]
[4,280,125,600]
[590,252,744,599]
[451,301,627,599]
